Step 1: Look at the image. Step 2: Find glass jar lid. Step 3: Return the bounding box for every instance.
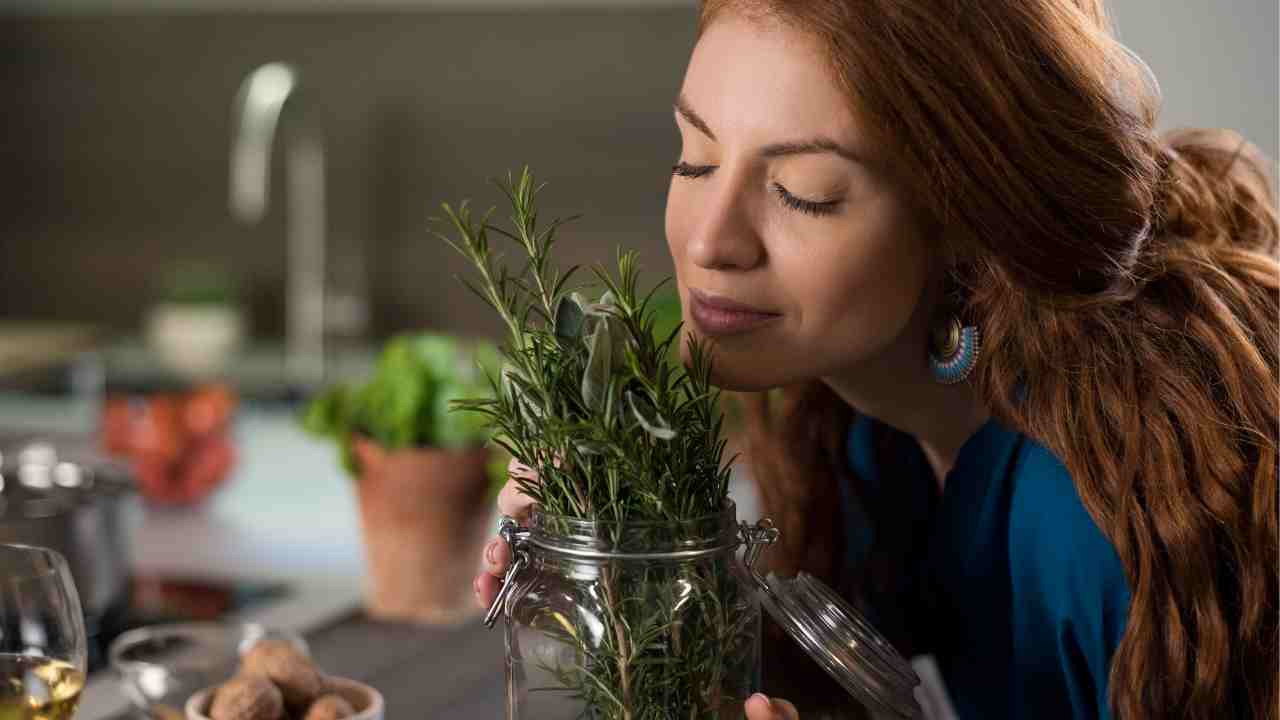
[755,571,922,719]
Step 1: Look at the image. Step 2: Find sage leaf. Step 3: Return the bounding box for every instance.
[627,390,676,440]
[555,292,586,343]
[574,440,610,456]
[584,290,616,317]
[582,320,613,411]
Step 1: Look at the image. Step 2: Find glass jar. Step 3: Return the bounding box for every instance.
[485,501,923,720]
[487,501,764,719]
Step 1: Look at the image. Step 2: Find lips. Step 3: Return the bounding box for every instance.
[687,288,781,337]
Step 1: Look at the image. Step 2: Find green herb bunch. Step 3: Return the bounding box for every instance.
[436,169,755,720]
[301,332,501,476]
[436,167,733,525]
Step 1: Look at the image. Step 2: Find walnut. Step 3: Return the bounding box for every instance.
[239,639,326,710]
[301,694,356,720]
[209,674,284,720]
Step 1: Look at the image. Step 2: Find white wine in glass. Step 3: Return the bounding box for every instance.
[0,544,88,720]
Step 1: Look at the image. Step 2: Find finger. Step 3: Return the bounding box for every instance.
[482,536,511,577]
[744,693,778,720]
[497,475,537,521]
[474,571,503,609]
[744,694,799,720]
[504,456,535,479]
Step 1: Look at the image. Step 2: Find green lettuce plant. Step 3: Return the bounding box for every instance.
[301,332,501,477]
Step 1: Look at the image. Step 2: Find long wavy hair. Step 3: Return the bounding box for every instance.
[699,1,1280,718]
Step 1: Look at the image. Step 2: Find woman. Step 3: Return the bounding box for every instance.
[476,1,1279,718]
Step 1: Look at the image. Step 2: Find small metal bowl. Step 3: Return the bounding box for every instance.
[109,621,308,718]
[186,675,385,720]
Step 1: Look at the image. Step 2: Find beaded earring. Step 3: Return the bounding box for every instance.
[928,313,981,385]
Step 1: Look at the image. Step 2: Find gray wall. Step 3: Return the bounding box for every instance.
[0,9,700,339]
[1110,0,1277,162]
[1,3,1274,340]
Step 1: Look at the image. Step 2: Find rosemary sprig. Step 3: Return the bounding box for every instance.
[434,167,749,720]
[434,167,732,526]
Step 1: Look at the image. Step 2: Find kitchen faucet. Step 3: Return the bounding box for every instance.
[229,62,328,391]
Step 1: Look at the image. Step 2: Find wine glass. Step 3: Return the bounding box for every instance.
[0,543,88,719]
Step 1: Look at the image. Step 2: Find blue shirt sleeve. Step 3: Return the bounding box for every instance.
[1007,442,1132,719]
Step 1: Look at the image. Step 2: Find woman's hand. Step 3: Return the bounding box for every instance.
[473,460,804,720]
[473,457,539,609]
[745,693,800,719]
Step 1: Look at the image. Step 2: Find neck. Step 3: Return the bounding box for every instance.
[821,331,989,490]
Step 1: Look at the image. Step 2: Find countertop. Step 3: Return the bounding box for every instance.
[0,391,370,582]
[0,391,765,718]
[0,392,379,718]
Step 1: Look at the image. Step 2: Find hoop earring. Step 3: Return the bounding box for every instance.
[929,314,981,385]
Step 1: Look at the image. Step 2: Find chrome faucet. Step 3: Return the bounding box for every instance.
[229,62,328,390]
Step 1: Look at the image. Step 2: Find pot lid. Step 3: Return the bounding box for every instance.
[755,571,922,719]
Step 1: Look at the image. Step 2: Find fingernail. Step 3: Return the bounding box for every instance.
[750,693,772,709]
[485,540,498,566]
[473,576,480,595]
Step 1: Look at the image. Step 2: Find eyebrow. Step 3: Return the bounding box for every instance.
[673,93,864,165]
[674,94,717,141]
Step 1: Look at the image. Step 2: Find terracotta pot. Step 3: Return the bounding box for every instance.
[350,437,492,625]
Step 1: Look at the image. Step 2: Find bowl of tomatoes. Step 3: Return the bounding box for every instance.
[100,383,238,506]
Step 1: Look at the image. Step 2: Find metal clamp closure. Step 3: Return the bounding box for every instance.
[483,515,530,629]
[739,518,779,586]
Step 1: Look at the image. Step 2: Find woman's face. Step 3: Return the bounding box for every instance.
[665,14,941,391]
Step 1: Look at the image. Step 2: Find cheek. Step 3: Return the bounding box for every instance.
[786,202,932,365]
[664,180,690,265]
[665,179,695,315]
[664,181,692,363]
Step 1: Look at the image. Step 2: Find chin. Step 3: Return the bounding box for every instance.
[707,367,780,392]
[676,331,791,391]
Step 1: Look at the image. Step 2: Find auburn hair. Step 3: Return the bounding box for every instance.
[699,1,1280,718]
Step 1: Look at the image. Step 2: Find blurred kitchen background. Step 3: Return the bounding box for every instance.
[1,0,1276,390]
[0,1,1273,715]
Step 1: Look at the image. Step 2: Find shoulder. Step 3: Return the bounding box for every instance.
[1005,434,1131,714]
[1006,437,1129,598]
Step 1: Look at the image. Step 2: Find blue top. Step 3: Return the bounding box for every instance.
[840,414,1131,720]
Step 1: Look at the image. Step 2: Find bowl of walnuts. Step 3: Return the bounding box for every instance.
[183,636,384,720]
[111,622,310,719]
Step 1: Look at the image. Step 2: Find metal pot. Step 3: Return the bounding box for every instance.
[0,433,137,626]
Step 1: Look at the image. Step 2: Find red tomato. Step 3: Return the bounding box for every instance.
[178,433,236,502]
[183,385,237,437]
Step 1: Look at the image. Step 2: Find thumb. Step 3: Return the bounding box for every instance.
[745,693,800,720]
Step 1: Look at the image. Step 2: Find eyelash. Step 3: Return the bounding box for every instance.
[670,162,842,217]
[772,183,842,217]
[671,161,715,179]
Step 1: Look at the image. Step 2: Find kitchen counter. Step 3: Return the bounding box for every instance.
[0,391,370,582]
[97,612,506,720]
[0,391,764,717]
[0,392,378,718]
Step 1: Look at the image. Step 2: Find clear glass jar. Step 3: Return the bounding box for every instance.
[488,501,765,719]
[486,501,923,720]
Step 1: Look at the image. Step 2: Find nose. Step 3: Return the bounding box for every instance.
[685,174,765,272]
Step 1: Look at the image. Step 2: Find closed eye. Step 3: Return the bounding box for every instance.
[772,182,842,217]
[671,161,716,179]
